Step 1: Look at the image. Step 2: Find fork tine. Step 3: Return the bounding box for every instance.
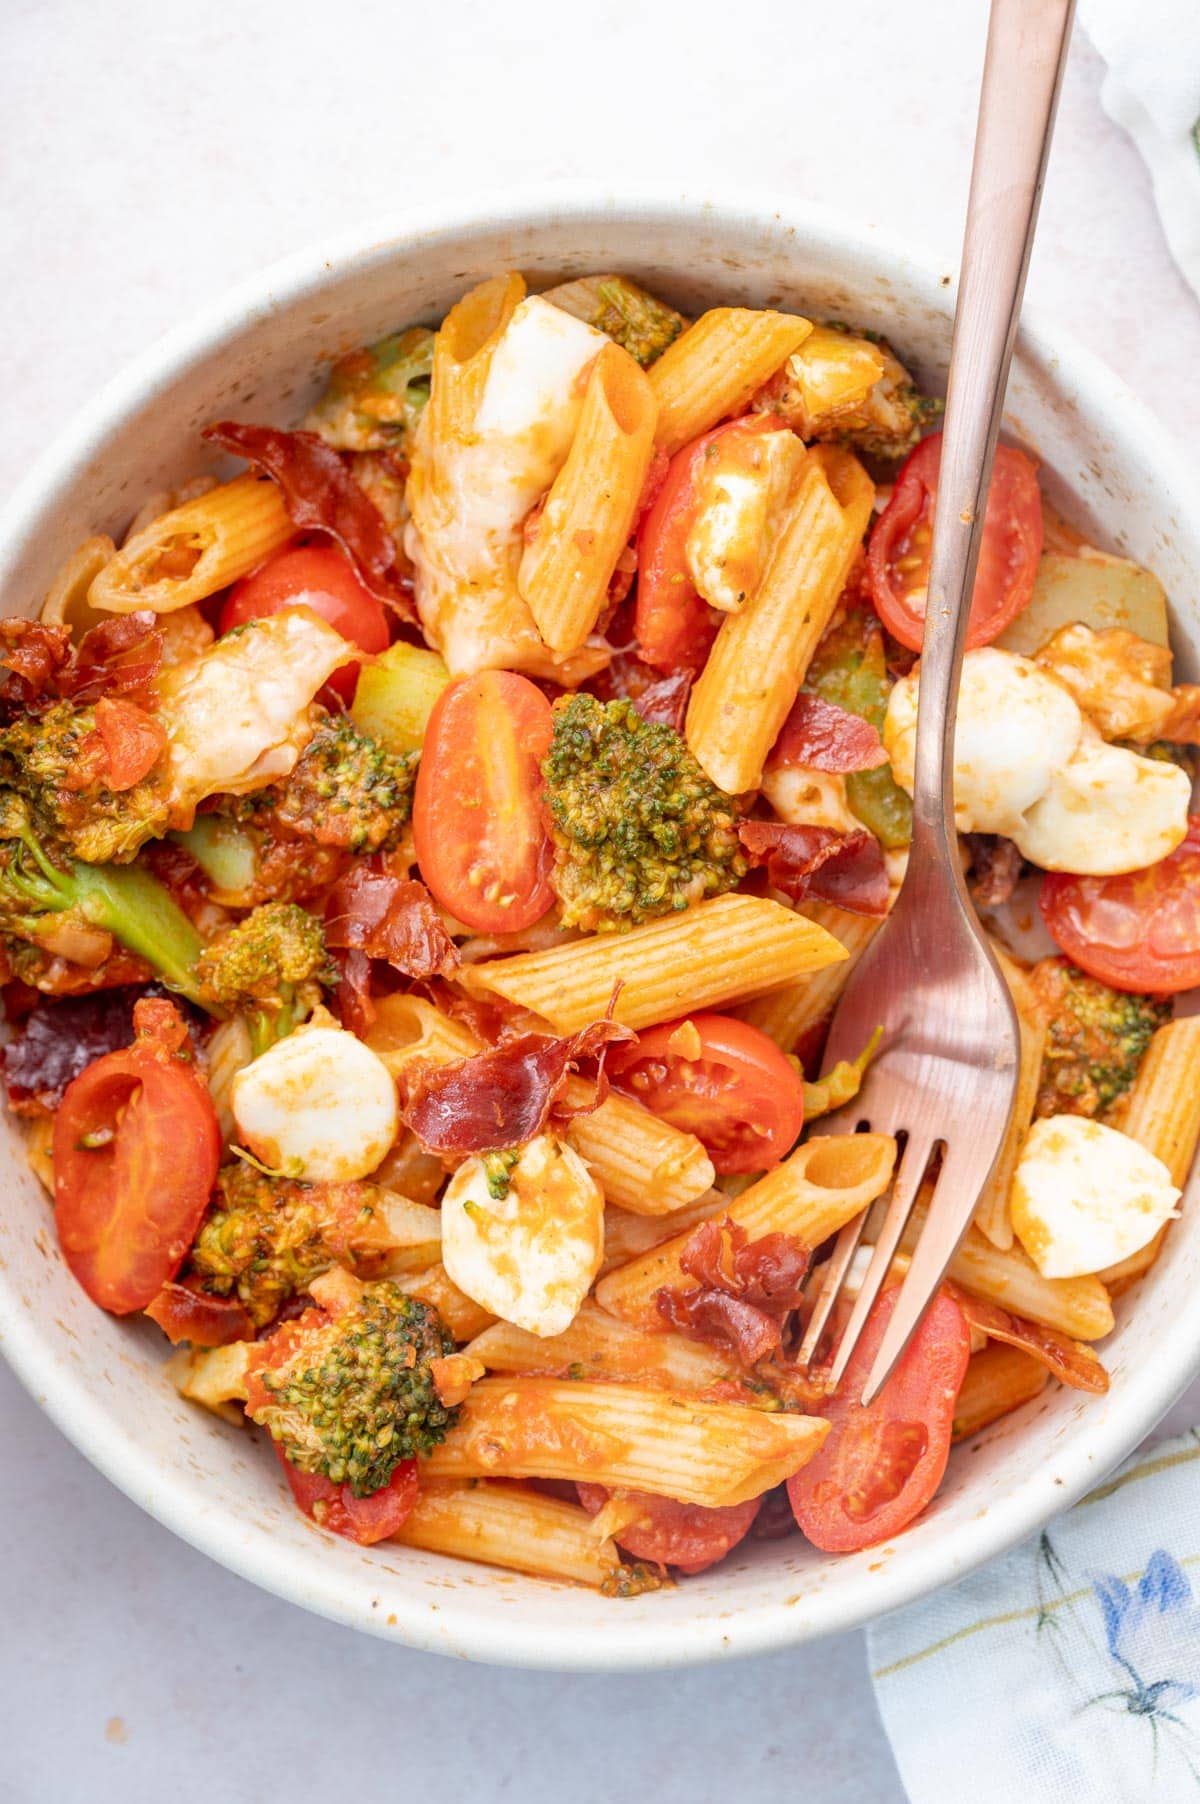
[796,1209,869,1366]
[826,1133,934,1388]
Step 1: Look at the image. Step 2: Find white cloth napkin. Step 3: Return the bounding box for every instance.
[869,1427,1200,1802]
[1081,0,1200,299]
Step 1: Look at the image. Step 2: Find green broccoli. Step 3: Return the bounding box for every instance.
[247,1276,458,1495]
[542,695,746,932]
[267,714,417,853]
[0,699,170,864]
[303,326,435,453]
[185,1162,389,1328]
[544,275,686,367]
[1031,957,1171,1122]
[194,901,333,1055]
[0,791,206,1002]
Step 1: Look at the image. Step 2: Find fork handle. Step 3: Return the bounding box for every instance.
[911,0,1077,857]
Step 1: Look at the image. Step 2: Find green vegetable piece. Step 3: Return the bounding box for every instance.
[805,607,913,849]
[270,714,417,853]
[303,326,435,453]
[802,1026,882,1120]
[544,274,686,367]
[194,900,333,1056]
[173,814,260,896]
[351,641,450,756]
[0,698,170,864]
[1032,958,1170,1123]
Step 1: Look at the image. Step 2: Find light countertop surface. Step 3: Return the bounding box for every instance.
[2,3,1198,1800]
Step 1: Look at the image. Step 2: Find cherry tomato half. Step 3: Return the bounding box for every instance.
[787,1284,970,1553]
[865,432,1043,653]
[52,998,221,1314]
[608,1012,806,1175]
[576,1484,761,1575]
[1040,816,1200,996]
[221,544,389,702]
[634,415,783,673]
[412,670,555,934]
[271,1443,419,1545]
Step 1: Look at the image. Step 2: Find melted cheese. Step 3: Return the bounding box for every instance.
[684,427,805,612]
[230,1022,398,1183]
[1011,1114,1180,1279]
[761,762,861,835]
[1014,732,1191,874]
[441,1133,604,1337]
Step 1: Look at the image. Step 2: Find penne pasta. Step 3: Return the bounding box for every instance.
[88,474,295,614]
[685,445,876,794]
[648,307,813,455]
[973,951,1047,1250]
[423,271,526,442]
[900,1204,1114,1340]
[735,903,882,1052]
[601,1191,730,1271]
[519,342,658,655]
[466,894,848,1034]
[595,1133,896,1329]
[1100,1016,1200,1292]
[39,534,116,637]
[392,1479,621,1588]
[364,992,480,1075]
[420,1376,829,1506]
[951,1345,1051,1442]
[464,1299,738,1392]
[774,325,888,435]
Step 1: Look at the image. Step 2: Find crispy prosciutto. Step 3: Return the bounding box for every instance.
[736,820,889,916]
[2,986,175,1115]
[399,1017,634,1155]
[768,691,888,774]
[58,613,164,705]
[145,1278,256,1348]
[656,1217,811,1365]
[324,869,459,979]
[203,422,414,613]
[947,1283,1109,1393]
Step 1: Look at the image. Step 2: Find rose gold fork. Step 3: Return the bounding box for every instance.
[796,0,1077,1404]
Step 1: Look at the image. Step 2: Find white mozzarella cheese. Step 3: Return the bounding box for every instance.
[1013,733,1191,874]
[440,1133,604,1337]
[761,762,861,835]
[884,646,1083,835]
[684,427,805,612]
[1010,1114,1180,1279]
[230,1023,398,1183]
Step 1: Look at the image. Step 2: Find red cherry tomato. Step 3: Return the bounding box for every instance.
[1040,816,1200,996]
[634,415,784,672]
[144,1279,256,1347]
[787,1285,970,1552]
[412,670,555,934]
[608,1012,806,1175]
[576,1484,761,1575]
[52,998,221,1314]
[221,544,389,702]
[866,432,1043,653]
[271,1443,419,1546]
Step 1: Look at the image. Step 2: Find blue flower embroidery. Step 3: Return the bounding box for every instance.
[1089,1550,1200,1726]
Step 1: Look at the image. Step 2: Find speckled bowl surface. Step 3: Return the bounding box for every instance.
[2,187,1198,1669]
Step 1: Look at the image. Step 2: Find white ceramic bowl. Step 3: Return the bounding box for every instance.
[2,187,1198,1670]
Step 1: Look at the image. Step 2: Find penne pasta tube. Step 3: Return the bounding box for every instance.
[1100,1016,1200,1292]
[39,534,116,637]
[393,1263,497,1342]
[364,992,480,1076]
[595,1132,896,1329]
[89,474,295,614]
[951,1345,1050,1443]
[685,445,875,794]
[601,1191,730,1271]
[900,1205,1114,1340]
[735,903,882,1051]
[464,1299,738,1392]
[423,271,526,442]
[466,894,848,1034]
[973,951,1047,1250]
[649,307,813,455]
[392,1479,621,1588]
[420,1376,829,1507]
[519,342,658,655]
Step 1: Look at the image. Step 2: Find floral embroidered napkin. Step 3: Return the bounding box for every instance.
[869,1428,1200,1800]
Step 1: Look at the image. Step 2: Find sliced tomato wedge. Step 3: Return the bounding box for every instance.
[271,1443,419,1545]
[576,1484,761,1575]
[787,1285,970,1552]
[52,998,221,1314]
[220,543,389,702]
[412,670,555,933]
[866,433,1043,652]
[1040,817,1200,996]
[634,415,783,672]
[608,1012,806,1175]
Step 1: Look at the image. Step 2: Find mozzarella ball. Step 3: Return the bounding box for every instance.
[231,1024,398,1182]
[684,427,805,612]
[441,1133,604,1337]
[1011,1115,1180,1279]
[1013,734,1191,875]
[884,647,1083,835]
[761,763,861,835]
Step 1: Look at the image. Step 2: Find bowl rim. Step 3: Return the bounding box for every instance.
[2,180,1199,1669]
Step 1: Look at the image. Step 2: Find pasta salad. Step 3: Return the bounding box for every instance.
[4,270,1198,1589]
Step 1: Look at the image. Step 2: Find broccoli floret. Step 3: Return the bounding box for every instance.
[243,714,416,855]
[303,326,435,453]
[247,1277,457,1495]
[542,695,746,932]
[194,901,333,1055]
[544,275,685,367]
[185,1162,386,1327]
[0,699,170,864]
[0,792,206,1003]
[1031,957,1170,1121]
